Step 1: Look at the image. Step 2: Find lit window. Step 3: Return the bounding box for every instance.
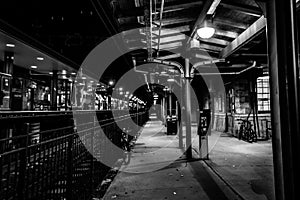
[257,76,270,112]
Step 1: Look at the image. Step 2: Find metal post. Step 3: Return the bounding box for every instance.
[4,52,14,110]
[51,70,58,110]
[266,0,300,199]
[65,80,68,110]
[179,79,183,149]
[66,134,73,199]
[185,58,192,159]
[162,96,165,124]
[169,91,172,116]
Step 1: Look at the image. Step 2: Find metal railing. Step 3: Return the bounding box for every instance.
[0,110,149,200]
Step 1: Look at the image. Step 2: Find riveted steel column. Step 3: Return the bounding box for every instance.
[266,0,300,199]
[185,58,192,159]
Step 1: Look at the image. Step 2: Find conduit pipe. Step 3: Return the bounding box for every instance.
[193,61,257,76]
[148,58,184,77]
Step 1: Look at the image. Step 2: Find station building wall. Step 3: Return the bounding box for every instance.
[212,77,271,139]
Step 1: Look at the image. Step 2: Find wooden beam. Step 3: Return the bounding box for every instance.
[157,53,181,60]
[220,1,262,17]
[200,43,223,52]
[152,34,186,44]
[195,53,217,60]
[153,1,203,14]
[214,18,248,30]
[152,25,190,36]
[153,17,194,26]
[118,1,203,18]
[153,41,182,50]
[214,29,239,39]
[199,37,229,46]
[219,16,266,58]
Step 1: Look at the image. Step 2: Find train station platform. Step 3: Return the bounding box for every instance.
[102,114,274,200]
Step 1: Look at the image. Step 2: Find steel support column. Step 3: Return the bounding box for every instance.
[179,78,183,149]
[161,97,165,124]
[266,0,300,199]
[169,91,172,116]
[51,70,58,111]
[185,58,192,159]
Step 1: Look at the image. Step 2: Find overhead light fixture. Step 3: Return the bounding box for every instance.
[37,57,44,61]
[197,15,215,39]
[109,80,114,86]
[6,43,15,48]
[167,78,175,82]
[71,72,76,75]
[197,26,215,39]
[49,72,53,75]
[30,65,37,69]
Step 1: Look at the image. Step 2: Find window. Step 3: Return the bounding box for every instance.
[257,76,270,112]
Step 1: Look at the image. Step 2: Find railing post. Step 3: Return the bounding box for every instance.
[90,116,95,192]
[16,123,29,200]
[66,134,73,199]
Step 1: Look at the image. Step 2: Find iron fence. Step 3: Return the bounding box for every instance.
[0,110,148,200]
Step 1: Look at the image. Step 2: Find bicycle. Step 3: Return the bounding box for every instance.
[239,120,257,143]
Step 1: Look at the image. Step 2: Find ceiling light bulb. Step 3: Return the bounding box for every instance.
[197,27,215,39]
[37,57,44,61]
[109,80,114,86]
[6,43,15,48]
[31,65,37,69]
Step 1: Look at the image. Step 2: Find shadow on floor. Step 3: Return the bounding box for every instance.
[189,161,230,200]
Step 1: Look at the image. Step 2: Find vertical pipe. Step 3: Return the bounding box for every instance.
[149,0,153,58]
[266,0,300,199]
[185,58,192,159]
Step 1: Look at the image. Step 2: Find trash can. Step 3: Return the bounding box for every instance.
[167,115,177,135]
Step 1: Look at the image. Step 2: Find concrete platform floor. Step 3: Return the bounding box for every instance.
[102,115,274,200]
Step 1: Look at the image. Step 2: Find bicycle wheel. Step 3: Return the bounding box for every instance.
[250,129,257,142]
[238,124,244,140]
